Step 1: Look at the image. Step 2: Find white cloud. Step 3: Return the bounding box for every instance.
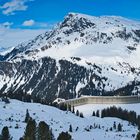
[0,22,13,28]
[22,20,50,28]
[0,0,33,15]
[22,19,35,26]
[0,24,46,53]
[0,28,46,53]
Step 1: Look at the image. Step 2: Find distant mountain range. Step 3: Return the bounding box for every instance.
[0,13,140,103]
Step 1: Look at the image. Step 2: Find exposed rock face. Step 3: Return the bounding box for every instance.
[0,13,140,103]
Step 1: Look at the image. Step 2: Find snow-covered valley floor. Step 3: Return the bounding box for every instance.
[0,99,139,140]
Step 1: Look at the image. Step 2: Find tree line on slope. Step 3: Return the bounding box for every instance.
[92,106,140,140]
[52,102,84,118]
[92,106,140,129]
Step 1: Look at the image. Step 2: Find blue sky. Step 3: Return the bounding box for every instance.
[0,0,140,29]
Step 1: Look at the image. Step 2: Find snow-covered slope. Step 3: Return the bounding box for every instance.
[0,99,139,140]
[0,13,140,102]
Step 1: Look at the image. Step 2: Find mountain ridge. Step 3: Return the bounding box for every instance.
[1,13,140,61]
[0,13,140,103]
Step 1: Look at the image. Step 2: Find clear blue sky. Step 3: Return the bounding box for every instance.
[0,0,140,29]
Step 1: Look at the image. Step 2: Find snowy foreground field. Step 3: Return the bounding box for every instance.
[0,99,140,140]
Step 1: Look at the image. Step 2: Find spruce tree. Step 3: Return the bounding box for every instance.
[101,109,105,118]
[25,109,30,123]
[110,127,113,131]
[72,106,75,114]
[136,131,140,140]
[24,119,36,140]
[76,110,79,116]
[57,132,72,140]
[113,122,116,130]
[137,115,140,130]
[96,110,100,117]
[38,121,51,140]
[80,112,84,118]
[92,111,96,116]
[117,123,122,132]
[69,125,72,132]
[1,126,10,140]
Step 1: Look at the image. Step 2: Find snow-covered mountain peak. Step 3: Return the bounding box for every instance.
[1,12,140,63]
[62,12,140,30]
[0,13,140,101]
